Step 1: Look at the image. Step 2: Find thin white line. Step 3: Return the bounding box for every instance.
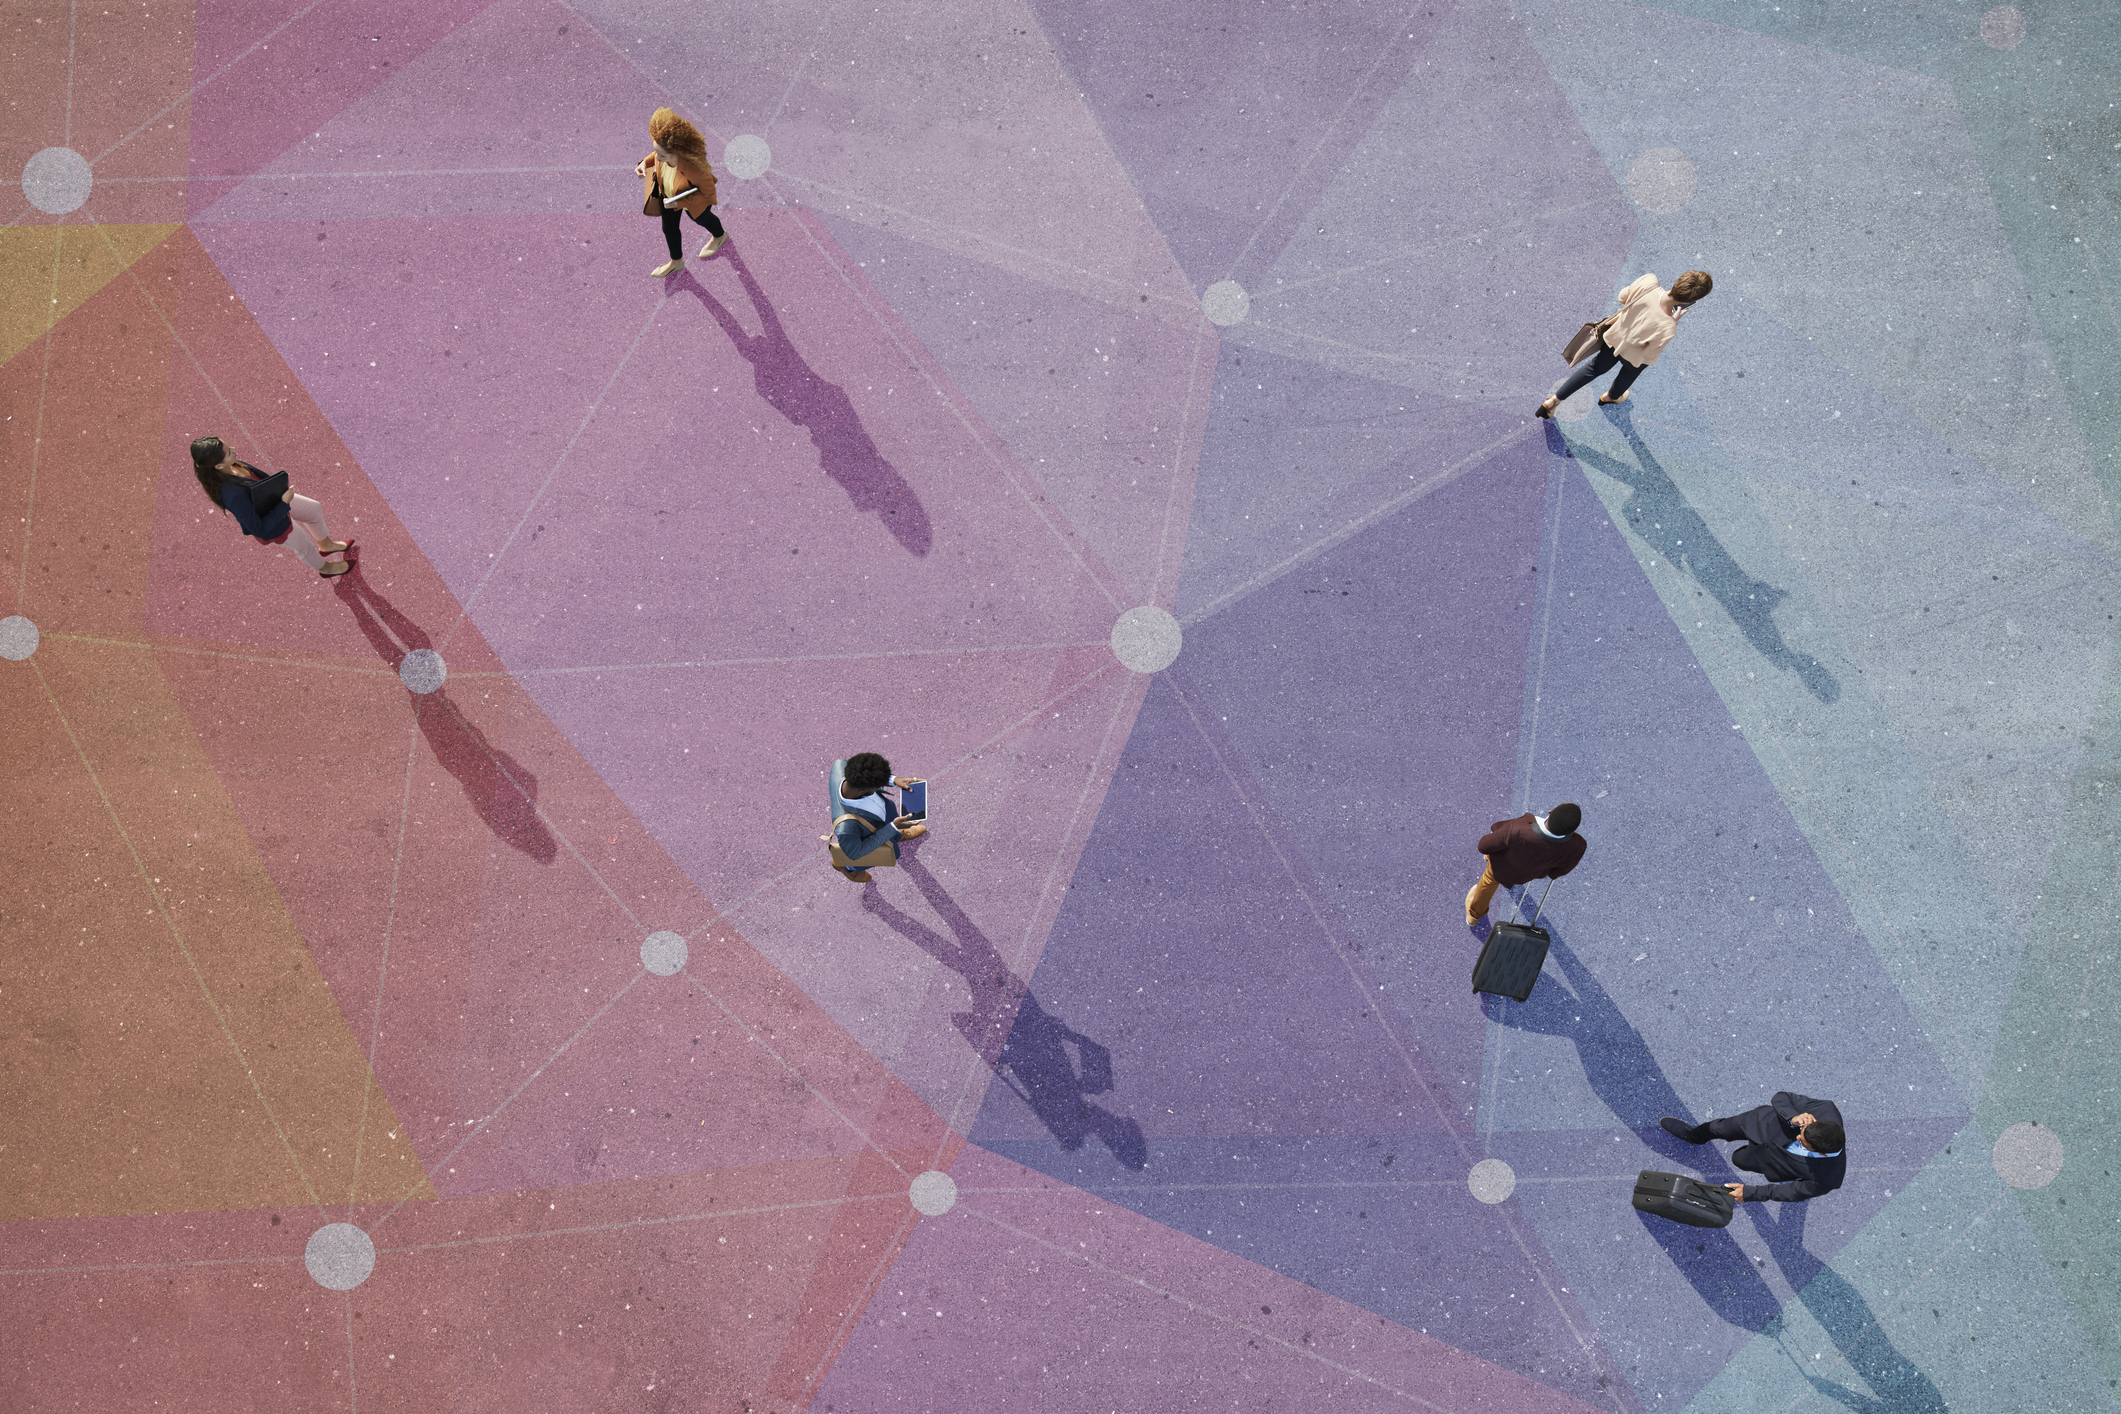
[85,214,268,457]
[778,207,1127,609]
[958,1205,1460,1413]
[510,639,1109,677]
[1219,3,1428,281]
[1181,425,1535,628]
[423,689,647,934]
[16,222,66,609]
[49,632,402,677]
[717,661,1123,925]
[788,1207,920,1406]
[346,725,421,1211]
[769,170,1199,314]
[931,665,1145,1160]
[167,164,622,183]
[370,970,648,1232]
[1145,320,1210,608]
[90,0,340,167]
[1768,1189,2012,1414]
[439,299,664,647]
[678,969,912,1178]
[0,1254,306,1278]
[63,0,79,147]
[375,1192,897,1255]
[1518,456,1569,814]
[1253,196,1615,301]
[1162,676,1470,1141]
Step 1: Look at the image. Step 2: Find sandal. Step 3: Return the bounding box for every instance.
[1534,397,1558,420]
[316,538,351,554]
[318,561,353,578]
[1599,392,1630,405]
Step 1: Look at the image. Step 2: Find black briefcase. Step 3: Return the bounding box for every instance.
[1471,879,1553,1002]
[1632,1169,1736,1228]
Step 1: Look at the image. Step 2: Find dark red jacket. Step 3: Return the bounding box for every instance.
[1477,813,1586,887]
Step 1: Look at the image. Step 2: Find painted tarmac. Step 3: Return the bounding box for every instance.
[4,1,2118,1410]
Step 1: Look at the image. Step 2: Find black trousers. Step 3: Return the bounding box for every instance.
[1552,344,1647,402]
[661,206,725,258]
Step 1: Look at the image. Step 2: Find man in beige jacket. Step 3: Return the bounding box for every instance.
[1537,270,1711,416]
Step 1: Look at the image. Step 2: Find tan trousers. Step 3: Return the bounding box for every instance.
[280,493,338,572]
[1465,859,1500,922]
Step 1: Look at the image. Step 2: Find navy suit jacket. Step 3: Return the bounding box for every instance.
[1732,1091,1846,1203]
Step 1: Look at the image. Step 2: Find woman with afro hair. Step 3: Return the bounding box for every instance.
[636,107,726,277]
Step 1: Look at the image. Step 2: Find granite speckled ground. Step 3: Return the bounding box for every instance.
[5,1,2117,1410]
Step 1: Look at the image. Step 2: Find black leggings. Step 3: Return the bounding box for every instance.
[661,206,725,258]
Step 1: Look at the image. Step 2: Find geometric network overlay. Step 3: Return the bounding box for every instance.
[4,0,2117,1409]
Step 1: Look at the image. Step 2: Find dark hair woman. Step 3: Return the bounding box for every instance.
[189,435,352,577]
[1537,270,1712,417]
[634,107,726,278]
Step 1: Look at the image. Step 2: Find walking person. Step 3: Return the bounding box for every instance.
[828,752,926,883]
[1466,802,1586,927]
[636,107,726,278]
[1536,270,1712,417]
[1662,1092,1847,1205]
[190,435,352,578]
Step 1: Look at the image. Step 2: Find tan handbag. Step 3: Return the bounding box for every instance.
[642,160,661,216]
[824,813,900,871]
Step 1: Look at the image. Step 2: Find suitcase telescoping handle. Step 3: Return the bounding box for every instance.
[1507,877,1556,929]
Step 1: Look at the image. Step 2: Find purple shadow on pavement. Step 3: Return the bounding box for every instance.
[1023,0,1456,291]
[669,252,930,554]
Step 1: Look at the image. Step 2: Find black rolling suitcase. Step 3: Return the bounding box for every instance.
[1471,879,1554,1002]
[1632,1169,1736,1228]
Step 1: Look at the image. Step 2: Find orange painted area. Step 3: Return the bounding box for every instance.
[1,635,432,1219]
[0,223,178,370]
[5,225,184,639]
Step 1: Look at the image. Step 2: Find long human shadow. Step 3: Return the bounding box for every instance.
[1566,411,1840,703]
[676,251,932,555]
[1757,1206,1948,1412]
[335,568,558,864]
[1483,920,1783,1325]
[862,851,1146,1168]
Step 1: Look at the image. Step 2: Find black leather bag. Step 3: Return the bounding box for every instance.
[1633,1170,1736,1228]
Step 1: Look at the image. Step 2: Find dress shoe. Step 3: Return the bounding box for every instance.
[1660,1117,1709,1144]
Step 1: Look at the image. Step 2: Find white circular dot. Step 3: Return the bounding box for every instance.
[1992,1121,2062,1189]
[1980,6,2026,48]
[724,134,771,180]
[1201,280,1250,326]
[1468,1158,1516,1204]
[398,648,446,694]
[640,930,688,976]
[1555,388,1598,424]
[909,1170,958,1216]
[22,147,92,215]
[0,615,40,661]
[1626,147,1697,215]
[304,1222,376,1290]
[1110,605,1182,673]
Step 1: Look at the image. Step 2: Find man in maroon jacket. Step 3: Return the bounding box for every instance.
[1466,803,1586,926]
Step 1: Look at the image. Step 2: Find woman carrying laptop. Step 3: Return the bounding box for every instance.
[189,435,352,578]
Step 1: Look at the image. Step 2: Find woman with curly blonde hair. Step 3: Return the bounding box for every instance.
[635,107,726,277]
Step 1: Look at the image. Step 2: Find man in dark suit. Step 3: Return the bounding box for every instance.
[1466,802,1587,926]
[1662,1092,1846,1203]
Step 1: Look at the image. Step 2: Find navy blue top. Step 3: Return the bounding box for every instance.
[218,462,291,541]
